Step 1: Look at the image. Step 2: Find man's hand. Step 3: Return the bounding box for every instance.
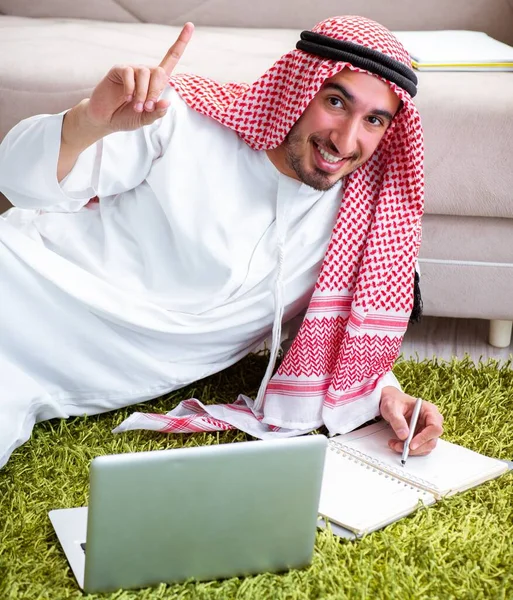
[85,22,194,133]
[58,23,194,182]
[379,386,443,456]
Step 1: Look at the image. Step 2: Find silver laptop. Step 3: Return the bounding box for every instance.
[49,435,327,593]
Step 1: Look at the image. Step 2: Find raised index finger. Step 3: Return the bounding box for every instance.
[159,22,194,76]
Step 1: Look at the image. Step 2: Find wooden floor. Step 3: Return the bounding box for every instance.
[401,316,513,364]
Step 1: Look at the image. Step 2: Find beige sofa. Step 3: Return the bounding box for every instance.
[1,0,513,347]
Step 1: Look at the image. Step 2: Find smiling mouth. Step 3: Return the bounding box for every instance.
[312,141,352,175]
[316,143,344,164]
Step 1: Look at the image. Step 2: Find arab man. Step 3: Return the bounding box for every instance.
[0,16,443,469]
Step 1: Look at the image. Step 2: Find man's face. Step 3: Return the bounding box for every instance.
[267,68,402,191]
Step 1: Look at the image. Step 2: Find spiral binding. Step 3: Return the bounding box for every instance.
[328,440,440,496]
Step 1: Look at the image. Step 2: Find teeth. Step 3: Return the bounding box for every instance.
[318,146,343,163]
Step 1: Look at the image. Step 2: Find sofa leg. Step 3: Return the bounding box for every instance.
[488,320,513,348]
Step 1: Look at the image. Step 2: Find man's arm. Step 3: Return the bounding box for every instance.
[57,22,194,183]
[57,100,111,182]
[0,23,194,210]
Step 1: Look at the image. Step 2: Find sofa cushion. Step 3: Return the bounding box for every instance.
[1,17,512,218]
[420,215,513,263]
[420,72,513,219]
[0,18,297,132]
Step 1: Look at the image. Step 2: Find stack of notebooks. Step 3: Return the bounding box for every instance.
[318,421,510,538]
[393,30,513,71]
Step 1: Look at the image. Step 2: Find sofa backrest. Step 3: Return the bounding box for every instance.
[1,0,513,44]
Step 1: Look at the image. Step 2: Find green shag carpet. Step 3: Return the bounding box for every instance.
[1,354,512,600]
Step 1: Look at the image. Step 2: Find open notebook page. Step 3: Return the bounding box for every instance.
[318,445,436,535]
[332,422,508,498]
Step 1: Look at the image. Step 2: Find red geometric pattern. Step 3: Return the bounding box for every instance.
[169,16,424,421]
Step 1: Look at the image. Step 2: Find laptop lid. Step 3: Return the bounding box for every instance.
[83,435,327,593]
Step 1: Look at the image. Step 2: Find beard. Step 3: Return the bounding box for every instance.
[283,125,359,191]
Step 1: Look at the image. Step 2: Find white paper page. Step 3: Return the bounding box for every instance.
[319,446,435,534]
[332,422,508,497]
[393,30,513,64]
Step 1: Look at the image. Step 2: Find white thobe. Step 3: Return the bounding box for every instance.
[0,88,400,467]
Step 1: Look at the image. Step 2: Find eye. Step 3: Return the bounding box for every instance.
[327,96,345,109]
[367,115,385,127]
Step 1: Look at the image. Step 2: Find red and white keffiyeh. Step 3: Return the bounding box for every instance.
[114,15,424,438]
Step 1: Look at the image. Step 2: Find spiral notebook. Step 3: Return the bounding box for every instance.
[318,421,509,536]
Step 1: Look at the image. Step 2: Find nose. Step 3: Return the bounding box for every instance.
[331,117,360,157]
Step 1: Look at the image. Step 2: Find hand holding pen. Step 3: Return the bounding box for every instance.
[379,387,444,459]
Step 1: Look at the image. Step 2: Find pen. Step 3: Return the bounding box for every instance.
[401,397,423,466]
